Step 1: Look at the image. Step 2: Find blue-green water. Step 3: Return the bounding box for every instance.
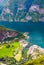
[27,31,44,48]
[0,22,44,48]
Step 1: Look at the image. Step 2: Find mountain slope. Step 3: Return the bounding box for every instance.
[27,45,44,59]
[24,55,44,65]
[0,44,44,65]
[0,26,24,42]
[0,0,44,22]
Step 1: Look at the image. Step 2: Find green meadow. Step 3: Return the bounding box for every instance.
[0,42,20,58]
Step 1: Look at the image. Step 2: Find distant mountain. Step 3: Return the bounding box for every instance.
[0,26,24,42]
[0,0,44,22]
[28,0,44,22]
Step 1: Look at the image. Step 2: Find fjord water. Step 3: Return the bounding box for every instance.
[0,22,44,48]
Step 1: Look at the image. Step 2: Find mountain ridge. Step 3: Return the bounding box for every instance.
[0,0,44,22]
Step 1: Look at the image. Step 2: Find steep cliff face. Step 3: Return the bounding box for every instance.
[0,0,44,22]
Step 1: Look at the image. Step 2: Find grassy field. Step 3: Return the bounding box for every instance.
[0,42,20,58]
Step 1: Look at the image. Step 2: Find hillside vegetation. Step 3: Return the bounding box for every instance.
[23,55,44,65]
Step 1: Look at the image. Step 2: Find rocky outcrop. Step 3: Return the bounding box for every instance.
[27,45,44,59]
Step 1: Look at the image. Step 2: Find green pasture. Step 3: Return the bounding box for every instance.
[0,42,20,58]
